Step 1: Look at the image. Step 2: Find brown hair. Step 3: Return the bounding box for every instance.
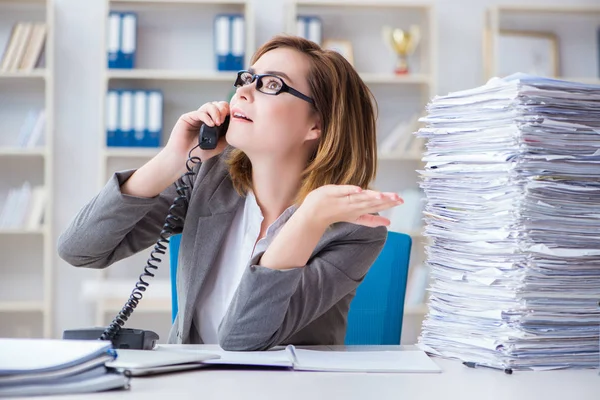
[226,35,378,204]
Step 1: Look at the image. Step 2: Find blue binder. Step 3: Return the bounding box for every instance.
[107,13,121,69]
[119,12,137,69]
[214,14,244,71]
[144,90,162,147]
[118,90,134,146]
[131,90,147,147]
[297,16,322,45]
[106,90,119,147]
[107,12,137,69]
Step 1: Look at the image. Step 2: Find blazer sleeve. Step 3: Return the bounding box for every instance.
[57,167,196,270]
[217,224,388,351]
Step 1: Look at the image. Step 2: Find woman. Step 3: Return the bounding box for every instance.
[58,35,403,351]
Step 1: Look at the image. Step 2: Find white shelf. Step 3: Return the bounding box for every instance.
[106,69,238,82]
[0,0,46,5]
[404,304,428,315]
[104,147,162,158]
[0,0,53,338]
[0,70,46,79]
[0,147,46,157]
[0,227,45,235]
[0,301,45,312]
[496,5,600,14]
[360,73,432,85]
[294,1,430,9]
[485,7,600,82]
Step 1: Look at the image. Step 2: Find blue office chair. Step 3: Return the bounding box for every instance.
[169,231,412,344]
[344,231,412,345]
[169,233,182,323]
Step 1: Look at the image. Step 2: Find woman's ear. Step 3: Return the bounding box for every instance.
[305,116,322,142]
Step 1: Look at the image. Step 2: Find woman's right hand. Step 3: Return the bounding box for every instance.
[164,101,230,165]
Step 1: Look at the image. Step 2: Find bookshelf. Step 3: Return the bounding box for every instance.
[484,5,600,84]
[92,0,255,343]
[0,0,54,339]
[287,0,436,343]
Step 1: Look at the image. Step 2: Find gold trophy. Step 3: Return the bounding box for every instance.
[382,25,421,75]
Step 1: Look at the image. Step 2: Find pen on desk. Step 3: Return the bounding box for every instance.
[463,361,513,375]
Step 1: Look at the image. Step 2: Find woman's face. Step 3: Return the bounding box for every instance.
[226,47,320,161]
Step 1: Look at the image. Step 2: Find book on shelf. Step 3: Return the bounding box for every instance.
[0,183,46,230]
[0,22,47,72]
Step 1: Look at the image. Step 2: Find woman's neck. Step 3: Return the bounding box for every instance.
[250,157,304,222]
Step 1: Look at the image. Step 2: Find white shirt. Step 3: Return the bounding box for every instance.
[194,191,296,344]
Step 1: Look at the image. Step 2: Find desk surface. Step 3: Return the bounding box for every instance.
[44,345,597,400]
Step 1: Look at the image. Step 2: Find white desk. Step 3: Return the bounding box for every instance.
[44,345,598,400]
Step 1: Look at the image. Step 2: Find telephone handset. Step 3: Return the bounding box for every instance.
[63,115,231,350]
[199,115,230,150]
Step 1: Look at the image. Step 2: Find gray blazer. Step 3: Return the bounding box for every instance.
[58,151,387,351]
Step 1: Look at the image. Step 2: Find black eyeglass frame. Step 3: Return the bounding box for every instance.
[234,70,315,105]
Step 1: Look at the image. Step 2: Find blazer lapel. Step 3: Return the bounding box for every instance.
[178,171,244,342]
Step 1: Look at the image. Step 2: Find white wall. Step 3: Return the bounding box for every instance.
[52,0,600,338]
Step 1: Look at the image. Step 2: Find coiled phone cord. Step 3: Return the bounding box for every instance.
[100,147,201,342]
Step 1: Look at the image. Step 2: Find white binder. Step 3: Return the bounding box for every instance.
[231,16,245,69]
[296,17,306,38]
[106,90,119,146]
[118,91,133,146]
[132,91,147,147]
[146,91,162,147]
[107,13,120,68]
[214,15,230,71]
[120,13,136,68]
[307,17,322,45]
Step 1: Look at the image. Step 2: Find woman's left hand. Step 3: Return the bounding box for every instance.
[299,185,404,228]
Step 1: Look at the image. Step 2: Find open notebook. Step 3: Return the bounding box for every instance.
[156,345,442,373]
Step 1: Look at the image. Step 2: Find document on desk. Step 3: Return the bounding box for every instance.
[415,73,600,371]
[106,349,220,376]
[168,346,441,373]
[0,338,129,396]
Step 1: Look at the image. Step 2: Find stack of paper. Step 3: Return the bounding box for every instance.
[0,339,129,396]
[415,73,600,371]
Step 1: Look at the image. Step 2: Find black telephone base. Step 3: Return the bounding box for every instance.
[63,327,159,350]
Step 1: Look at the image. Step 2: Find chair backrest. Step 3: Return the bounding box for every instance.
[169,231,412,343]
[344,231,412,345]
[169,234,182,323]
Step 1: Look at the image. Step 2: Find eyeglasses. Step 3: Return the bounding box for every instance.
[234,70,315,105]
